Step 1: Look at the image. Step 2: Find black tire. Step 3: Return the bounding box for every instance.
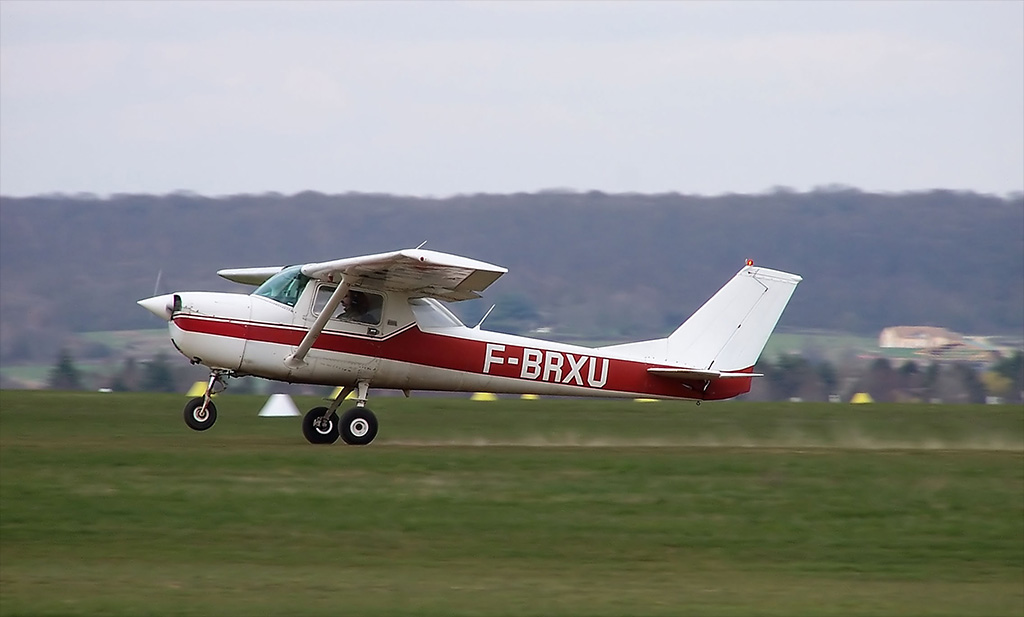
[302,407,340,444]
[339,407,378,446]
[183,397,217,431]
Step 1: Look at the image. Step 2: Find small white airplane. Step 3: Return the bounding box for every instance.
[138,248,801,445]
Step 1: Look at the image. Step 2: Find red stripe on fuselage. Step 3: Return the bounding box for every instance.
[171,315,752,400]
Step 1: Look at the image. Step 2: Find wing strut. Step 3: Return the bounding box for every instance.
[284,279,352,369]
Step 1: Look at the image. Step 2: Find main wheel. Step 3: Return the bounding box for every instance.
[183,397,217,431]
[339,407,378,446]
[302,407,340,444]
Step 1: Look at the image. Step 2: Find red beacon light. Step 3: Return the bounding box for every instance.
[745,259,755,266]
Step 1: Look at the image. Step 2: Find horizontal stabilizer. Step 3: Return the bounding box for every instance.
[647,367,763,381]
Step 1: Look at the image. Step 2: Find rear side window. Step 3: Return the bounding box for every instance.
[409,298,464,328]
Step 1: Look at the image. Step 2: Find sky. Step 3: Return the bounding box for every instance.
[1,1,1022,197]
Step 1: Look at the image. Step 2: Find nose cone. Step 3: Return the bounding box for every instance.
[138,293,176,321]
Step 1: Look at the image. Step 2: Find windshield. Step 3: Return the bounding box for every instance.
[253,265,310,307]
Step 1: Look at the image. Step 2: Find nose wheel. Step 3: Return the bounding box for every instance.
[302,380,378,446]
[183,397,217,431]
[182,370,229,431]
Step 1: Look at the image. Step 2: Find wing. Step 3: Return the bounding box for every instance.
[301,249,506,301]
[217,266,285,285]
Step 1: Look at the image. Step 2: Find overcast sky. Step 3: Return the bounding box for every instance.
[1,1,1022,197]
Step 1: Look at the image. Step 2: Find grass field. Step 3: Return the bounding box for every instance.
[1,391,1022,616]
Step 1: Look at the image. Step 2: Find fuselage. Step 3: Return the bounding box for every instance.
[155,285,752,402]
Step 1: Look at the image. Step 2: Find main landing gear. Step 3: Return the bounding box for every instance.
[302,380,378,446]
[183,369,230,431]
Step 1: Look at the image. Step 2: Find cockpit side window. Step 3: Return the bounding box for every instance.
[253,265,310,307]
[313,285,385,326]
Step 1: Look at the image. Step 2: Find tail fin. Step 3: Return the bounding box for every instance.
[667,265,802,371]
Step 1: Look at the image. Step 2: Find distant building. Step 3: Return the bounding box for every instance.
[879,326,1002,364]
[879,326,963,349]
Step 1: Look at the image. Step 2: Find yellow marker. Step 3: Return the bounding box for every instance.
[470,392,498,401]
[634,398,660,403]
[850,392,874,404]
[520,394,539,400]
[328,387,355,401]
[186,381,210,397]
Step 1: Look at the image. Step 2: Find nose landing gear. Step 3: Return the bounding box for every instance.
[302,380,378,446]
[183,369,230,431]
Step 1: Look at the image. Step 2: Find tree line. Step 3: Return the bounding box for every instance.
[2,188,1021,366]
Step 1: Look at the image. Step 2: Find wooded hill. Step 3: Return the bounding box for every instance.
[1,188,1021,364]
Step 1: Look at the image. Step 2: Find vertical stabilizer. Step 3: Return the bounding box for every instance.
[667,266,802,371]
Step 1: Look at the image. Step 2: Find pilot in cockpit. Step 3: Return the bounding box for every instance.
[339,290,381,325]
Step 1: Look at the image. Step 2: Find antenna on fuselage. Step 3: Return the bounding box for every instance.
[415,240,428,249]
[473,304,497,330]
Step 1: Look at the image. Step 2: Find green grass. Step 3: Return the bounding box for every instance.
[1,392,1022,616]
